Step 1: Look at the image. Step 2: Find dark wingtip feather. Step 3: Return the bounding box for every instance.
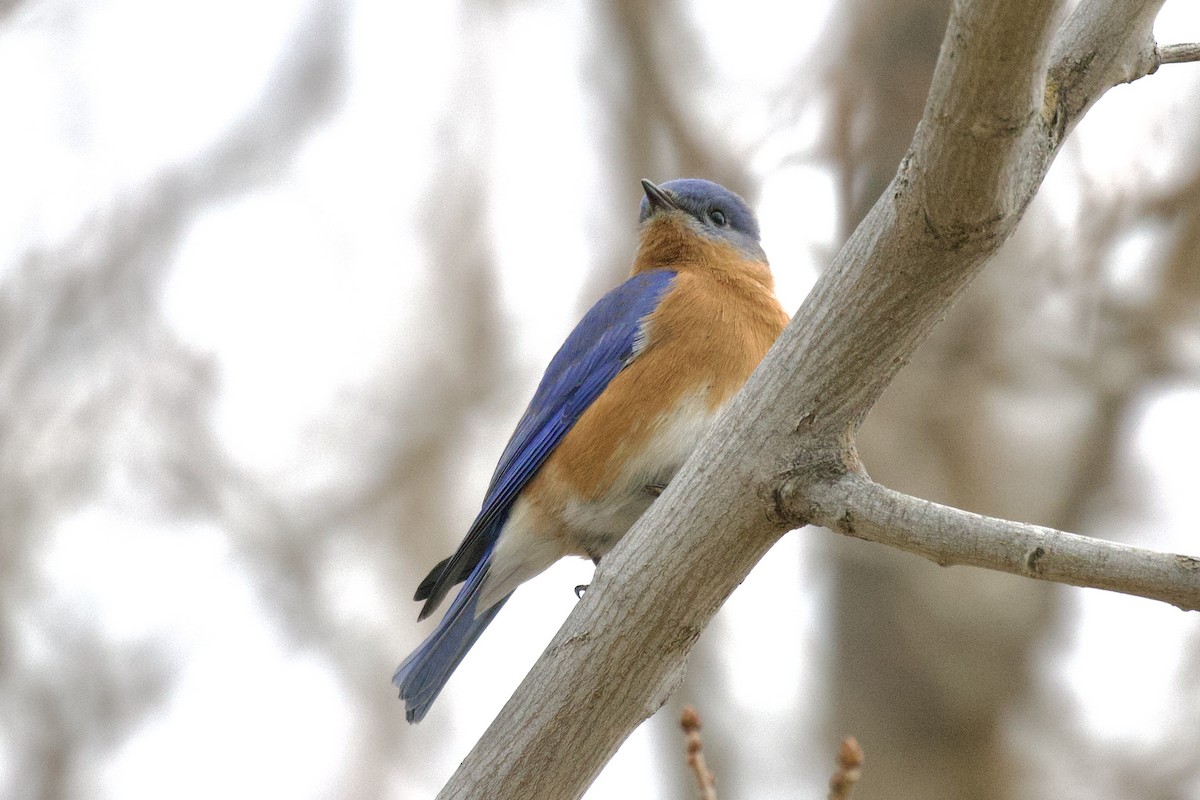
[416,567,458,621]
[414,538,492,620]
[416,597,437,622]
[414,555,452,602]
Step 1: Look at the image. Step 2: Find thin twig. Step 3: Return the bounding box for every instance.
[1159,43,1200,65]
[828,737,865,800]
[680,706,717,800]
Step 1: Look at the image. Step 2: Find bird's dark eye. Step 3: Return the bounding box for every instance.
[709,209,727,226]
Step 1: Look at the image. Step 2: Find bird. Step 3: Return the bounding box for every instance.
[393,177,789,723]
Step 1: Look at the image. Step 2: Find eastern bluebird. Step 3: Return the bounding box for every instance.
[394,178,788,723]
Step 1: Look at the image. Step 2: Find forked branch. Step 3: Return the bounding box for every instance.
[438,2,1200,797]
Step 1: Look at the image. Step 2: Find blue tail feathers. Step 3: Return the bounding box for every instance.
[393,560,509,723]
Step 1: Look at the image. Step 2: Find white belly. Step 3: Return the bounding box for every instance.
[477,390,723,612]
[562,390,720,557]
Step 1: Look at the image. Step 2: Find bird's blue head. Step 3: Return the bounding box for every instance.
[638,178,765,263]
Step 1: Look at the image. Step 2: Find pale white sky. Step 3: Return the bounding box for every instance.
[3,1,1200,798]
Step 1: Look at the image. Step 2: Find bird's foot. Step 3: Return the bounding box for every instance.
[574,584,589,599]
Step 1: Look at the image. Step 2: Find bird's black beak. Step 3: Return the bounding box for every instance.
[641,179,680,213]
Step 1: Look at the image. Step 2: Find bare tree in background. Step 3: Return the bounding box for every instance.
[0,5,348,798]
[1010,122,1200,800]
[4,1,1200,799]
[823,2,1200,797]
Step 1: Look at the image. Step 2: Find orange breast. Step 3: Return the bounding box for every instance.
[528,253,789,508]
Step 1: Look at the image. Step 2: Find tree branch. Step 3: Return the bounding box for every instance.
[1158,43,1200,65]
[802,475,1200,611]
[438,0,1197,796]
[1046,0,1163,129]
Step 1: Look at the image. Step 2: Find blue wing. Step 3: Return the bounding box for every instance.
[414,267,677,617]
[395,268,676,721]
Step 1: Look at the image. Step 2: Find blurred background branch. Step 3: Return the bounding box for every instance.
[1,0,1198,798]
